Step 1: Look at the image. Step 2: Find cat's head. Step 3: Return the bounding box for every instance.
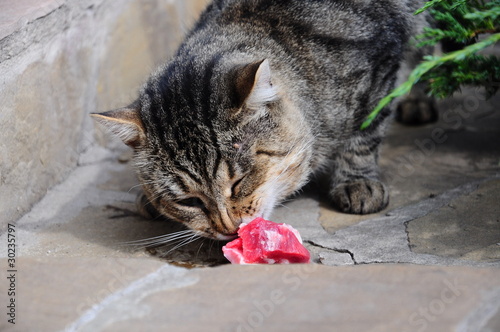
[92,59,312,239]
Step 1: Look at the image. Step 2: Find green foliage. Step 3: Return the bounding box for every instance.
[361,0,500,130]
[424,54,500,98]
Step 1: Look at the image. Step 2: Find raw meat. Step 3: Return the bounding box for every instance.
[222,217,311,264]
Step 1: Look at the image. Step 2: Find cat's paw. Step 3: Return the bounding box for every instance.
[396,95,437,126]
[136,193,162,219]
[330,179,389,214]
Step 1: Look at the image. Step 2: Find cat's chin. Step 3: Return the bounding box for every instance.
[215,233,239,241]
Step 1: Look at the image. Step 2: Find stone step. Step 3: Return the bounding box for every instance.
[3,257,499,332]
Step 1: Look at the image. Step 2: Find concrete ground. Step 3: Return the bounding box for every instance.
[1,88,499,331]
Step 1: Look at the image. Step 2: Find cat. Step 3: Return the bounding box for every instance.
[92,0,431,240]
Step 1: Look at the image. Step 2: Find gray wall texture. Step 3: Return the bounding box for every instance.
[0,0,208,228]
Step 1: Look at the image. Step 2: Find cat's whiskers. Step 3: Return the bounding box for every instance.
[195,240,206,260]
[122,229,192,243]
[123,234,194,248]
[275,202,291,210]
[165,233,201,254]
[208,238,215,257]
[127,179,164,193]
[255,197,264,216]
[121,230,196,249]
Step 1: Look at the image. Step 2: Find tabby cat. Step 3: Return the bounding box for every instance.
[93,0,429,240]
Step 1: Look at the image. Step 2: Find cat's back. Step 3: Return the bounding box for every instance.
[191,0,419,39]
[179,0,421,77]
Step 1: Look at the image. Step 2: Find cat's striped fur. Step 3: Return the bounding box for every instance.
[93,0,429,239]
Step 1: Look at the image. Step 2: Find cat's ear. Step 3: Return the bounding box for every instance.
[91,102,145,148]
[236,59,279,111]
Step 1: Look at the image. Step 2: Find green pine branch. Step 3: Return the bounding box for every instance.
[361,0,500,130]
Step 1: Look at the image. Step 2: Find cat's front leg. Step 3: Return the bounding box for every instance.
[329,136,389,214]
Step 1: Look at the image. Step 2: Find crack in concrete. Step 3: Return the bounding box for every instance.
[403,220,413,252]
[305,240,357,265]
[333,248,357,264]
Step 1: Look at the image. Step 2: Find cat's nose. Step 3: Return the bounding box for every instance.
[218,223,239,236]
[215,207,241,235]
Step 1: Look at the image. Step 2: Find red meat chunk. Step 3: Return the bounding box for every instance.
[222,217,311,264]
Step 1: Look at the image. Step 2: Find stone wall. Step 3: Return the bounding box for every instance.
[0,0,208,228]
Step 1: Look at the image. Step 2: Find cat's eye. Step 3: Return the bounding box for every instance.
[176,197,205,209]
[231,176,246,197]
